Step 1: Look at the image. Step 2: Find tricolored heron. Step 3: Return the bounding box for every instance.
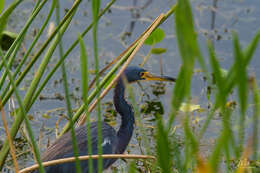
[33,66,175,173]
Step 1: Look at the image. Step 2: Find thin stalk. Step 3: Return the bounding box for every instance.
[128,85,151,171]
[251,77,259,160]
[91,0,102,172]
[140,44,154,67]
[78,34,93,173]
[56,1,81,172]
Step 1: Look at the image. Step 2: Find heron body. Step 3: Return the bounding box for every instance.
[33,66,175,173]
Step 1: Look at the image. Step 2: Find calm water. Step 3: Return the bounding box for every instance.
[1,0,260,171]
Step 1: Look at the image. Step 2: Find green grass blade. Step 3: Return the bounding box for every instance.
[128,84,151,156]
[233,33,247,114]
[233,33,247,154]
[251,77,259,160]
[208,40,227,108]
[128,161,137,173]
[244,30,260,64]
[209,109,232,172]
[224,30,260,95]
[183,114,198,169]
[156,117,172,173]
[78,34,94,173]
[92,0,102,172]
[168,0,199,129]
[56,1,82,172]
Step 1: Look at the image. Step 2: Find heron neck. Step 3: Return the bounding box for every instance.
[113,79,134,154]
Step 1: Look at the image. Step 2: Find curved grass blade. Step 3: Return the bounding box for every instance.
[156,117,172,173]
[91,0,103,172]
[78,34,94,173]
[168,0,199,129]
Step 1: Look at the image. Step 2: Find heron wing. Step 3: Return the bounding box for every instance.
[37,122,118,173]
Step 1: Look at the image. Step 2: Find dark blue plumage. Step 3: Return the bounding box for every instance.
[32,66,175,173]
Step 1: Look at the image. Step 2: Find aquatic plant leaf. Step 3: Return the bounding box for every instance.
[225,101,237,109]
[156,118,173,173]
[104,73,116,88]
[42,113,51,119]
[233,33,247,114]
[171,0,199,111]
[144,28,165,45]
[225,30,260,95]
[220,68,228,78]
[180,103,201,112]
[151,47,167,54]
[211,68,228,85]
[141,100,164,115]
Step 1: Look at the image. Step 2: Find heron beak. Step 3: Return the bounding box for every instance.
[141,72,176,82]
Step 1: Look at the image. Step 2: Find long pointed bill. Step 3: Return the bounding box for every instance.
[141,72,176,82]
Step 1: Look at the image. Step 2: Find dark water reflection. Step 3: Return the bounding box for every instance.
[1,0,260,171]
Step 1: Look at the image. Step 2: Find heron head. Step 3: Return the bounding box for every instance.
[122,66,176,83]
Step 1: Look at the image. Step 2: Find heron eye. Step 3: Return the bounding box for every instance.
[140,72,145,78]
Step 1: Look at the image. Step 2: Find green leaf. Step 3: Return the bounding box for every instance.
[169,0,200,128]
[0,0,21,37]
[42,113,51,119]
[156,118,173,173]
[180,102,201,112]
[0,0,4,14]
[144,28,165,45]
[104,73,116,88]
[151,47,167,54]
[233,33,247,114]
[225,29,260,94]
